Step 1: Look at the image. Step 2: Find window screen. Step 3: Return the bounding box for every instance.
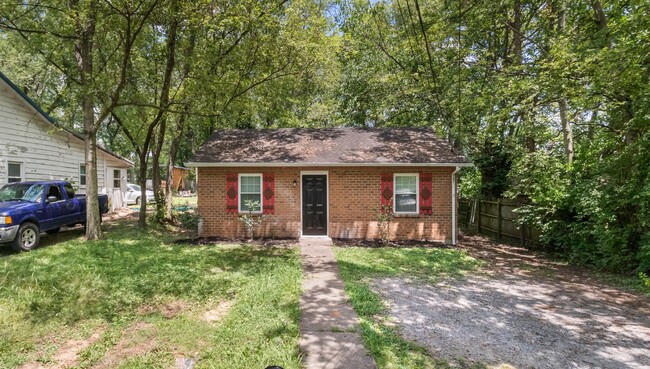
[239,174,262,212]
[8,162,22,183]
[394,174,418,213]
[79,164,86,186]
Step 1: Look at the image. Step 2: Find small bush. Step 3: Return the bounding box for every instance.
[175,210,201,231]
[640,272,650,289]
[374,204,393,244]
[237,200,266,240]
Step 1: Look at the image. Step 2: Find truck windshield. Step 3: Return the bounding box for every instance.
[0,184,45,203]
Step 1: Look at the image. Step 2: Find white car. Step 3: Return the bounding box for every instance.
[125,184,155,205]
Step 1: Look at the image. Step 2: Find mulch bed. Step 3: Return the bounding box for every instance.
[174,237,298,247]
[332,238,451,248]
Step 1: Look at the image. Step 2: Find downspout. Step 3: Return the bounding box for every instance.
[196,168,204,237]
[451,166,461,245]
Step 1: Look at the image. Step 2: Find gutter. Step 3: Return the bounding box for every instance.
[451,166,461,246]
[186,162,474,168]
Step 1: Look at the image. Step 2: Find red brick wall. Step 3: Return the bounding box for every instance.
[196,166,457,242]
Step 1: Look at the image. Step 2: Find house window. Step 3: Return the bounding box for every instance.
[79,164,86,186]
[394,173,418,214]
[113,169,121,188]
[7,162,22,183]
[239,174,262,213]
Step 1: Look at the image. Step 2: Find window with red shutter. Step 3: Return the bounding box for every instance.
[226,173,238,214]
[262,173,275,214]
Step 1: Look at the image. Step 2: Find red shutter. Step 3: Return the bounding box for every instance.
[226,173,238,214]
[262,173,275,214]
[419,171,433,215]
[380,173,393,210]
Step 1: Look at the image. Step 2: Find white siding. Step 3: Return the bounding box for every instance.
[0,79,131,207]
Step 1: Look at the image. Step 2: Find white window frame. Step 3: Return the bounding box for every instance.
[238,173,263,214]
[7,161,24,183]
[79,164,87,188]
[113,169,122,189]
[393,173,419,215]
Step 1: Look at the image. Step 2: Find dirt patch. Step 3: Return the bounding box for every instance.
[372,235,650,369]
[138,300,190,319]
[92,322,157,369]
[175,356,199,369]
[202,300,234,323]
[332,238,450,248]
[103,208,138,222]
[18,329,104,369]
[174,236,298,247]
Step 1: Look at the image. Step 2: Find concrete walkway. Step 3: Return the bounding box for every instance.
[299,237,377,369]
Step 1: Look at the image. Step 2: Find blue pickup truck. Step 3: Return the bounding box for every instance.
[0,181,109,251]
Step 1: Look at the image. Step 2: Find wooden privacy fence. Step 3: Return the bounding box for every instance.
[459,199,541,246]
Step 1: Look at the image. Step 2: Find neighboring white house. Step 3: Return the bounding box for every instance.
[0,71,133,211]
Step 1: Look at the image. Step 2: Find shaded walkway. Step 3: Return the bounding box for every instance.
[299,237,376,369]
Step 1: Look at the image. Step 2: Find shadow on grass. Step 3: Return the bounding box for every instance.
[0,218,299,324]
[335,247,483,283]
[0,226,86,256]
[334,247,485,369]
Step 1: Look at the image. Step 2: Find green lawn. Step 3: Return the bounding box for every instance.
[172,195,198,208]
[334,247,484,369]
[0,219,302,369]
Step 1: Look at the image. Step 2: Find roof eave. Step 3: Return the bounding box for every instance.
[186,162,474,168]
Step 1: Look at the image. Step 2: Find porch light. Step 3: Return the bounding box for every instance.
[293,179,298,187]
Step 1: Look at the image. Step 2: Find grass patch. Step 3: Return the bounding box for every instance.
[0,218,302,369]
[172,195,198,208]
[334,247,484,369]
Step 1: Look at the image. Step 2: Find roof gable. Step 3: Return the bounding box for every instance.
[0,70,133,167]
[188,128,471,166]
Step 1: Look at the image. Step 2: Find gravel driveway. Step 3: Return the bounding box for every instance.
[372,236,650,369]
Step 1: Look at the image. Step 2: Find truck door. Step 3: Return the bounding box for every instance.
[43,184,78,230]
[63,183,82,223]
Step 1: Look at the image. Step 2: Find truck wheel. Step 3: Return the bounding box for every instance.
[46,227,61,234]
[11,222,40,252]
[135,197,141,205]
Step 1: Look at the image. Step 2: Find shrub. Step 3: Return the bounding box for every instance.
[237,200,266,240]
[374,204,393,244]
[177,210,201,231]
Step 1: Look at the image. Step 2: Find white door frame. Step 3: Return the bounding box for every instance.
[300,170,329,237]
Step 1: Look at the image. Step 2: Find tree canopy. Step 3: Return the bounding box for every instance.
[1,0,648,277]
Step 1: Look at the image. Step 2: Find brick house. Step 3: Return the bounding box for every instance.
[187,128,472,244]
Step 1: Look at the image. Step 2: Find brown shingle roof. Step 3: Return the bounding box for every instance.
[187,128,471,166]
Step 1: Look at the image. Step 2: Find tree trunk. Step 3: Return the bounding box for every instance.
[559,97,574,163]
[588,108,598,140]
[164,30,196,221]
[512,0,522,66]
[556,3,574,164]
[152,16,179,221]
[152,119,169,223]
[591,0,608,34]
[138,152,149,227]
[75,2,102,240]
[165,114,185,219]
[83,117,102,239]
